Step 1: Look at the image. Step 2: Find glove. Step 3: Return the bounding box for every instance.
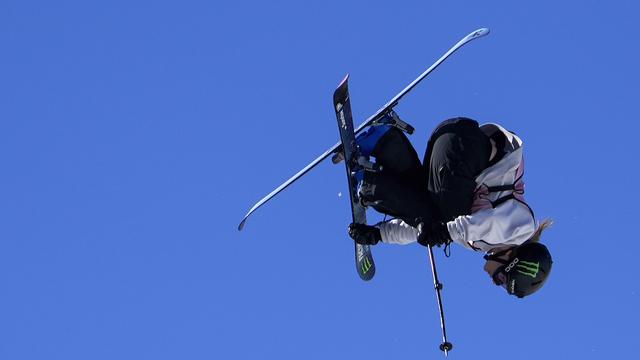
[417,221,451,247]
[348,223,381,245]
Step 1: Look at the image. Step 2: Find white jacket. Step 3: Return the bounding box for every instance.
[377,123,536,252]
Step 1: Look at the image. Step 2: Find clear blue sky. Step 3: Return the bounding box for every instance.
[2,1,638,359]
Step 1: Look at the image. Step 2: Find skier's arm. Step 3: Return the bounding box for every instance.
[446,200,536,251]
[377,219,419,245]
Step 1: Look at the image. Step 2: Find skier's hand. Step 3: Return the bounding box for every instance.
[348,223,381,245]
[417,221,451,247]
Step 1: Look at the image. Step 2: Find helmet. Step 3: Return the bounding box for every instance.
[503,243,553,298]
[486,243,553,298]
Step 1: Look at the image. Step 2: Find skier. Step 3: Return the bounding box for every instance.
[342,116,553,298]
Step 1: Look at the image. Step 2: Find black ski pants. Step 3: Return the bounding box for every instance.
[360,117,490,226]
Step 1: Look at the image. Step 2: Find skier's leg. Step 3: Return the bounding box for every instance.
[359,171,435,226]
[368,126,424,176]
[356,126,433,225]
[423,117,491,221]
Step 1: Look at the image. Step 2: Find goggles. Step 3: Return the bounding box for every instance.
[492,267,508,287]
[484,249,511,289]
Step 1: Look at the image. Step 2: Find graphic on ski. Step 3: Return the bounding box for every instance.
[238,28,489,231]
[333,75,375,281]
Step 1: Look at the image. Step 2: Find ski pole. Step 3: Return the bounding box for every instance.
[427,244,453,357]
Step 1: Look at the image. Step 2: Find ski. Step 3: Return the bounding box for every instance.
[238,28,489,231]
[333,75,375,281]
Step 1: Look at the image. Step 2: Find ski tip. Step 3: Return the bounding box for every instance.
[473,28,490,38]
[238,218,247,231]
[339,73,350,86]
[333,74,350,101]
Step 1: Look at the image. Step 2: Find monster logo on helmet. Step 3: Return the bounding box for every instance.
[515,260,540,278]
[503,242,553,298]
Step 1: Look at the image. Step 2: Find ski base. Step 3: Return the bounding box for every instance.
[333,75,376,281]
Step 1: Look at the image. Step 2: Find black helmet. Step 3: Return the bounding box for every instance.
[503,243,553,298]
[486,243,553,298]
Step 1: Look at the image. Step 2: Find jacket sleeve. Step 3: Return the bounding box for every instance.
[377,219,419,245]
[446,200,536,252]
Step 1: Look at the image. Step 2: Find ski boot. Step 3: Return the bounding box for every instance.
[331,110,413,164]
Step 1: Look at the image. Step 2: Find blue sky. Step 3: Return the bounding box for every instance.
[1,1,639,359]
